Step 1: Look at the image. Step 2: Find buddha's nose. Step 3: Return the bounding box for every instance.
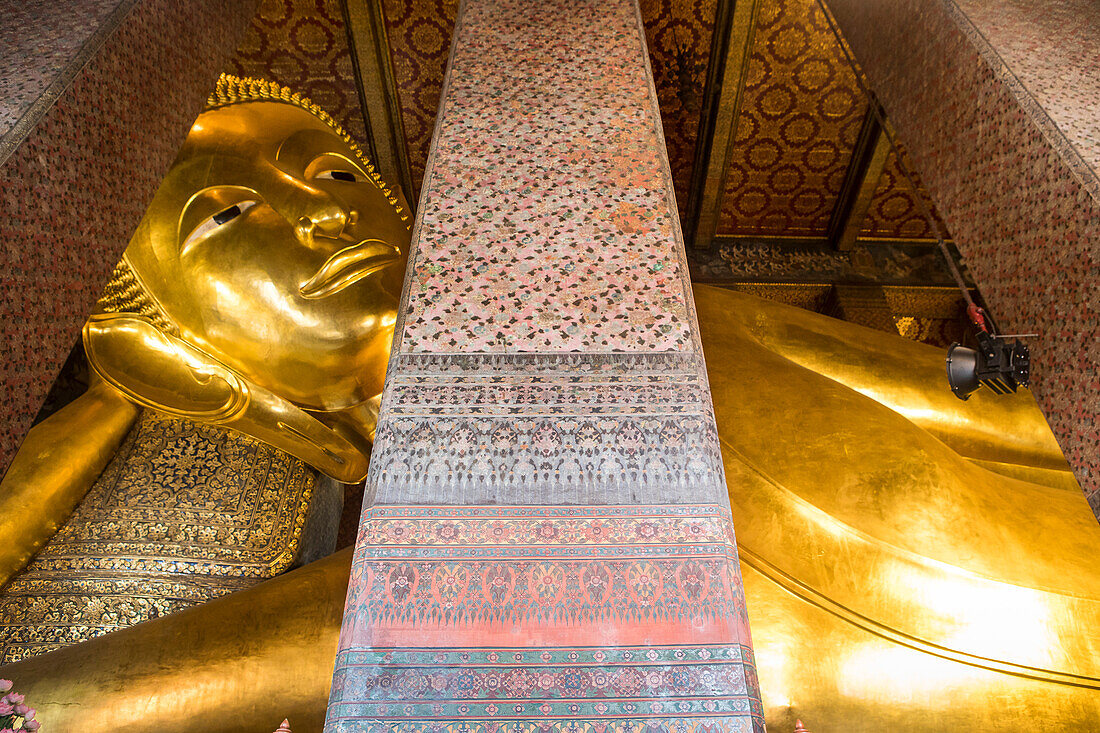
[295,209,355,248]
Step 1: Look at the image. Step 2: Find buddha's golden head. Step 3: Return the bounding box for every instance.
[84,76,412,481]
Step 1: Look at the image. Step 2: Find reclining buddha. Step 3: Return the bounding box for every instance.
[1,77,1097,732]
[0,74,411,661]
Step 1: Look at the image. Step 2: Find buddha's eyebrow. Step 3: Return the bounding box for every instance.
[275,129,342,165]
[273,134,298,165]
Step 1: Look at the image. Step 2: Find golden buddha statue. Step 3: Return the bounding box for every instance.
[86,74,411,482]
[5,282,1096,731]
[694,286,1099,731]
[2,78,1097,732]
[0,75,411,660]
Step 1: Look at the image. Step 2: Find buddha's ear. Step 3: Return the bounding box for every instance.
[83,313,247,420]
[83,313,369,483]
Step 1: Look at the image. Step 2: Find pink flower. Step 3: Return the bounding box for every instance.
[24,723,40,732]
[0,728,13,733]
[2,693,22,704]
[0,680,10,692]
[0,702,11,715]
[13,703,28,715]
[23,707,36,720]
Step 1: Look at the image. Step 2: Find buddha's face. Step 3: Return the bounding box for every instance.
[125,102,409,411]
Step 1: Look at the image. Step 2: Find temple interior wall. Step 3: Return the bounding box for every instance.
[822,0,1100,506]
[0,0,258,481]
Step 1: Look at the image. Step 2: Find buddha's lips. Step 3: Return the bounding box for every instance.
[300,239,401,299]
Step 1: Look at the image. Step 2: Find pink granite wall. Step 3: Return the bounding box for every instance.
[821,0,1100,510]
[0,0,256,480]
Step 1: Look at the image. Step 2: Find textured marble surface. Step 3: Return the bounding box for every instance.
[331,505,760,729]
[0,0,256,481]
[0,0,130,153]
[823,0,1100,508]
[380,0,717,216]
[371,353,725,507]
[399,0,692,353]
[327,0,763,729]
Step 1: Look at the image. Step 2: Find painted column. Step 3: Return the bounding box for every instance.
[324,0,764,730]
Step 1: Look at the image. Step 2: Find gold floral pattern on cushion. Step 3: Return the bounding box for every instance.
[0,411,315,663]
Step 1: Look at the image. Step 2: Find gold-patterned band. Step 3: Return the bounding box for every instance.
[0,411,315,663]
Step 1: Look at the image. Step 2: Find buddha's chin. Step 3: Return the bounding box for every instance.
[209,326,391,408]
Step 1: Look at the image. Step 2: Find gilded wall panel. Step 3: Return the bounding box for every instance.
[0,411,315,664]
[717,0,866,237]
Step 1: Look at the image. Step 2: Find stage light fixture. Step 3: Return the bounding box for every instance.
[946,308,1031,401]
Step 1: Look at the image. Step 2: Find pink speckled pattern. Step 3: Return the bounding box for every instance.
[0,0,256,480]
[399,0,692,353]
[953,0,1100,183]
[327,0,762,730]
[822,0,1100,510]
[0,0,127,143]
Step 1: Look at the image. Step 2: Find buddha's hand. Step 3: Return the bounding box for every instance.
[84,313,370,482]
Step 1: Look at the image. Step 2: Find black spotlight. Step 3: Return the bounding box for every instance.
[946,329,1030,400]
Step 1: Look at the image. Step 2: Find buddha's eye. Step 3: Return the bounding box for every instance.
[182,200,258,250]
[213,204,245,224]
[304,153,371,187]
[315,170,358,183]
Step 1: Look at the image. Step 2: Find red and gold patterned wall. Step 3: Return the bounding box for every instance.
[225,0,368,144]
[861,143,947,240]
[717,0,864,238]
[708,0,950,245]
[639,0,718,223]
[380,0,458,194]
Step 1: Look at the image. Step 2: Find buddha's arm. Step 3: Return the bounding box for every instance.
[0,377,139,587]
[84,313,371,483]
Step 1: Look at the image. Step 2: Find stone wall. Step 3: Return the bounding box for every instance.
[823,0,1100,509]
